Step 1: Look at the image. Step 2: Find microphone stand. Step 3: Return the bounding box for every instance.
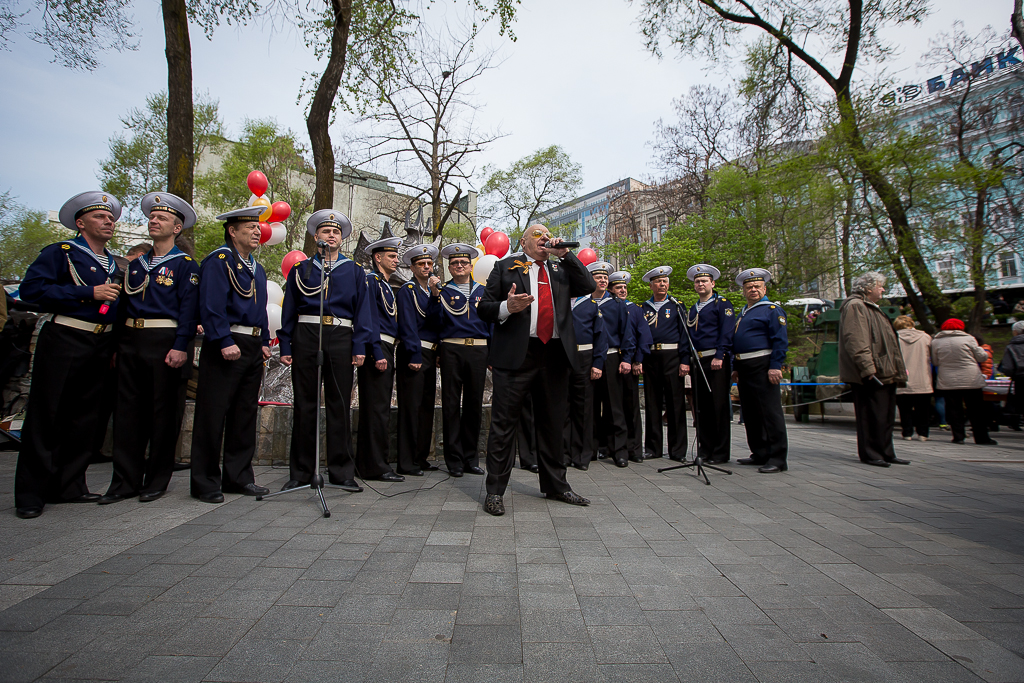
[657,293,732,485]
[257,242,361,518]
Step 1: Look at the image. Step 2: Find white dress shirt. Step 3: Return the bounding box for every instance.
[498,258,559,339]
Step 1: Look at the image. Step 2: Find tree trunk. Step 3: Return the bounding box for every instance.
[967,187,989,335]
[1013,0,1024,51]
[304,0,352,255]
[162,0,195,255]
[840,177,855,297]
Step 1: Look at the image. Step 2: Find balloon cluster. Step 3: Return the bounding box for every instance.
[246,170,290,247]
[266,280,284,340]
[471,227,511,285]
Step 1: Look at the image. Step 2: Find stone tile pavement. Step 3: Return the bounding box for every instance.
[1,417,1023,682]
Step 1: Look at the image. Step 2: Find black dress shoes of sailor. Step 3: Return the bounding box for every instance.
[448,469,464,477]
[331,479,364,492]
[196,491,225,503]
[737,457,762,466]
[571,463,589,471]
[546,490,590,506]
[397,468,424,477]
[628,455,644,463]
[863,459,890,468]
[613,458,628,468]
[888,458,911,465]
[757,464,786,473]
[69,493,101,503]
[138,491,165,502]
[16,506,43,519]
[484,494,505,516]
[98,493,128,505]
[232,483,270,496]
[422,463,440,471]
[466,466,485,475]
[281,480,303,491]
[379,472,405,482]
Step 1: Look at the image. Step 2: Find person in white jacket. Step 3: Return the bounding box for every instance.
[931,318,996,446]
[894,316,932,441]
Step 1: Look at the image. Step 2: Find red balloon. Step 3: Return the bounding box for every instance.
[269,201,291,224]
[480,227,494,244]
[258,222,272,244]
[578,248,598,266]
[247,170,269,197]
[485,231,510,257]
[281,250,307,280]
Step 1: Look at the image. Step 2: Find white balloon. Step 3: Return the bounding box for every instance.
[266,222,286,246]
[266,280,284,307]
[266,303,283,340]
[248,193,261,207]
[472,254,498,285]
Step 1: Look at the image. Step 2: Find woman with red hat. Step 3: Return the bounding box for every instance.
[931,318,997,446]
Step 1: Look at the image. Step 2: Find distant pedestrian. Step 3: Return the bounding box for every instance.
[997,321,1024,430]
[893,316,931,442]
[931,318,997,446]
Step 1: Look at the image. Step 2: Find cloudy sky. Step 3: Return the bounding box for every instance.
[0,0,1012,213]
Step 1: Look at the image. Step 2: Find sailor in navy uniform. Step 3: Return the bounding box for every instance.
[682,264,735,464]
[99,192,200,504]
[641,266,690,461]
[563,273,608,471]
[395,243,442,476]
[610,271,652,463]
[437,243,489,477]
[279,210,370,492]
[731,268,789,473]
[589,261,636,468]
[356,230,405,483]
[189,207,272,503]
[14,192,123,518]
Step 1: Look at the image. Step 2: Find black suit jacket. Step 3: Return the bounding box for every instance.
[478,251,597,371]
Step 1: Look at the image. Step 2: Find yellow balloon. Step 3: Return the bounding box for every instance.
[259,204,273,222]
[249,195,272,221]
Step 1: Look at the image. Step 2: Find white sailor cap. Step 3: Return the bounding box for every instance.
[686,264,720,281]
[58,191,122,230]
[306,209,353,239]
[609,271,631,286]
[587,261,613,275]
[440,243,479,260]
[402,243,439,266]
[141,192,197,230]
[642,265,673,283]
[216,206,265,224]
[735,267,772,286]
[367,237,402,253]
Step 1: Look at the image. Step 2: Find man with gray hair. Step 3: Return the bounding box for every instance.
[838,272,909,468]
[997,321,1024,430]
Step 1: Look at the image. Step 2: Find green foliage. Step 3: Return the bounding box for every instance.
[0,191,70,280]
[480,145,583,233]
[440,222,478,248]
[0,0,138,70]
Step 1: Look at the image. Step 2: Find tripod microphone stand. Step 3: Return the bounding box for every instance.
[257,243,361,518]
[657,294,732,485]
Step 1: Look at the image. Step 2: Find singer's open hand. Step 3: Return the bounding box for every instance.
[93,283,120,301]
[506,283,534,314]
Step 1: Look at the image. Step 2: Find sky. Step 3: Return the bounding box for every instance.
[0,0,1013,214]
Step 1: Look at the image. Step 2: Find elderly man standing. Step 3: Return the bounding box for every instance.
[478,225,596,515]
[838,272,910,467]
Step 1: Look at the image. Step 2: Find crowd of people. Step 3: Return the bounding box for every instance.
[12,190,798,519]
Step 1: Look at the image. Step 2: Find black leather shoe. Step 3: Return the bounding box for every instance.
[281,480,303,491]
[335,479,363,492]
[68,493,101,503]
[173,462,190,471]
[16,506,42,519]
[397,469,424,477]
[546,490,590,506]
[737,458,762,466]
[379,472,405,482]
[614,458,628,468]
[571,463,589,471]
[484,494,505,516]
[138,491,165,502]
[238,483,270,496]
[422,463,440,471]
[976,439,999,446]
[951,439,965,444]
[668,456,684,462]
[644,451,661,459]
[628,455,644,463]
[97,493,127,505]
[466,466,485,475]
[705,457,730,464]
[197,491,224,503]
[528,465,539,473]
[887,458,911,465]
[758,465,785,473]
[863,459,890,468]
[596,449,609,460]
[449,469,464,477]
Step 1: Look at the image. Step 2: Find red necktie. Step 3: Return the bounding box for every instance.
[536,261,553,343]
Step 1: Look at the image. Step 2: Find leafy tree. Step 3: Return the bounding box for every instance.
[480,145,583,236]
[0,191,70,281]
[0,0,137,70]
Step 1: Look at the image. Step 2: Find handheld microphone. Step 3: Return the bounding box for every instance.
[545,241,580,249]
[98,269,125,315]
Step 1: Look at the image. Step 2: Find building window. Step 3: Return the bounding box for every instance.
[1001,252,1018,279]
[936,257,954,289]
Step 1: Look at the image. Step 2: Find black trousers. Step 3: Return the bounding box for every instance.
[357,341,396,478]
[396,346,437,472]
[106,327,190,497]
[644,349,688,461]
[517,394,538,469]
[694,355,732,461]
[288,323,355,485]
[15,322,116,508]
[190,334,264,495]
[851,381,898,463]
[439,343,487,471]
[735,356,788,468]
[896,393,931,438]
[486,338,571,496]
[563,349,595,467]
[943,388,990,443]
[594,351,628,460]
[622,370,643,460]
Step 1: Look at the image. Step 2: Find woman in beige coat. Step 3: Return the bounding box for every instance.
[931,318,997,445]
[893,316,932,441]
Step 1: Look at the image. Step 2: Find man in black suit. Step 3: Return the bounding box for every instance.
[477,224,596,516]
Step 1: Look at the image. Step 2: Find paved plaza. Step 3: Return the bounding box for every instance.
[1,417,1023,683]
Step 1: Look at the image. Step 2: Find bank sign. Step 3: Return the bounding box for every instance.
[879,45,1022,107]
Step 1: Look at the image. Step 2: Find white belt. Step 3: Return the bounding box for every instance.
[606,347,619,355]
[379,333,396,345]
[420,340,438,351]
[734,349,772,360]
[126,318,177,329]
[52,315,112,334]
[229,325,262,337]
[651,343,678,351]
[577,343,593,352]
[696,349,718,358]
[442,338,488,346]
[298,315,352,327]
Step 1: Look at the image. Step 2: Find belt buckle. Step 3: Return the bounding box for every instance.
[252,327,261,337]
[93,324,105,334]
[323,315,333,325]
[133,319,145,329]
[654,343,662,351]
[465,339,474,346]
